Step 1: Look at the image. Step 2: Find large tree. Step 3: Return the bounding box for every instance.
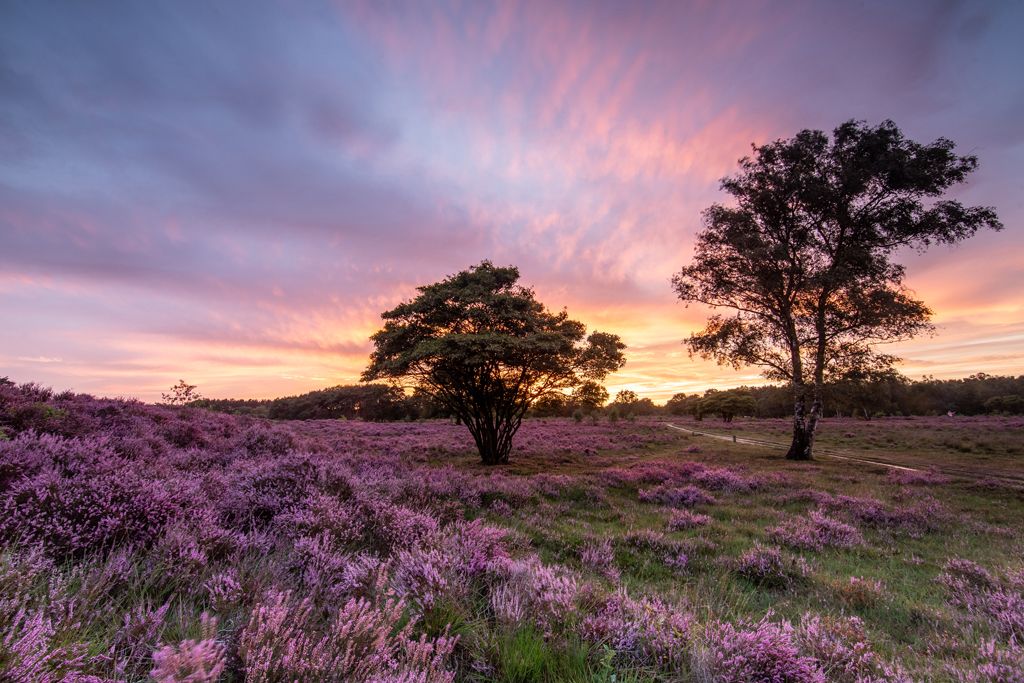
[363,262,626,465]
[672,120,1001,460]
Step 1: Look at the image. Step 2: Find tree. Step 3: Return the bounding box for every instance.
[613,390,639,406]
[672,120,1001,460]
[531,393,569,417]
[699,389,757,423]
[362,262,626,465]
[162,379,202,406]
[665,393,689,415]
[570,381,609,412]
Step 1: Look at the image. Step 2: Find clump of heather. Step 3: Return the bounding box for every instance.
[735,545,811,587]
[951,639,1024,683]
[813,491,947,537]
[150,613,225,683]
[770,509,864,551]
[696,616,824,683]
[488,558,580,634]
[0,433,179,560]
[239,590,458,682]
[667,509,711,531]
[796,614,902,682]
[664,550,689,574]
[691,466,753,492]
[579,538,619,580]
[624,528,671,552]
[0,606,87,682]
[580,591,694,671]
[940,558,1024,641]
[638,484,715,508]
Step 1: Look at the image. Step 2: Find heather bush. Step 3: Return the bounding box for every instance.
[579,538,619,580]
[940,558,1024,641]
[580,590,694,671]
[796,614,901,682]
[637,484,715,508]
[667,509,711,530]
[696,616,824,683]
[150,613,225,683]
[239,590,458,682]
[769,509,864,551]
[735,545,811,587]
[951,639,1024,683]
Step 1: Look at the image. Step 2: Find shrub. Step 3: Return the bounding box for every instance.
[735,545,811,587]
[667,509,711,531]
[580,591,693,671]
[769,510,864,551]
[696,616,824,683]
[150,613,225,683]
[637,484,715,508]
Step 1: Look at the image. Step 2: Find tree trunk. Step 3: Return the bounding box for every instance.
[787,388,815,460]
[788,385,824,460]
[473,421,513,466]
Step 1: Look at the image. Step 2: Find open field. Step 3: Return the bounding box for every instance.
[2,384,1023,681]
[665,416,1024,482]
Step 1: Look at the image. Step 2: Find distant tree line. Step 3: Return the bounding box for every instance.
[192,372,1023,423]
[664,373,1024,420]
[192,384,448,421]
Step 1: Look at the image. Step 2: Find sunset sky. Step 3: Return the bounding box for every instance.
[1,1,1022,403]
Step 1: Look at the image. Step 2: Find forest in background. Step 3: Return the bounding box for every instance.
[187,373,1024,422]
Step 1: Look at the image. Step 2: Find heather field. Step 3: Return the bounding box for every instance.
[2,383,1024,682]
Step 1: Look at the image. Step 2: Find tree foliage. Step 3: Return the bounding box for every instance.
[571,381,609,412]
[363,262,626,464]
[161,380,202,406]
[673,120,1001,459]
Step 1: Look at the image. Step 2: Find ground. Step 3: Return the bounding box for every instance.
[2,388,1022,681]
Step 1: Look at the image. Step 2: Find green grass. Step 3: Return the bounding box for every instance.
[463,417,1024,677]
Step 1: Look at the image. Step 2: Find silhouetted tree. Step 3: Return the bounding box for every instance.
[363,262,626,465]
[570,381,609,412]
[162,380,202,406]
[673,120,1001,459]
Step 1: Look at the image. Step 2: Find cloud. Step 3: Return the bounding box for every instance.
[1,0,1021,401]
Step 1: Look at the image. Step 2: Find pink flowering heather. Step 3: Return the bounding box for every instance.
[579,538,619,580]
[735,545,811,587]
[238,590,458,682]
[940,558,1024,641]
[106,602,171,678]
[697,616,825,683]
[796,614,902,682]
[580,591,694,671]
[637,484,716,508]
[952,639,1024,683]
[664,550,689,574]
[203,569,243,613]
[667,509,711,531]
[150,613,225,683]
[769,509,865,551]
[488,558,581,634]
[0,606,87,682]
[691,466,753,492]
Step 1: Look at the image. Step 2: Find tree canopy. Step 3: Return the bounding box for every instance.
[673,120,1001,459]
[363,261,626,464]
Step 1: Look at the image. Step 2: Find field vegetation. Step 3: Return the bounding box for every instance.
[2,380,1022,681]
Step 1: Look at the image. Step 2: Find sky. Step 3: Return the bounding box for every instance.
[1,0,1022,403]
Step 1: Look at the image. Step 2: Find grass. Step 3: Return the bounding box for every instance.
[463,416,1024,675]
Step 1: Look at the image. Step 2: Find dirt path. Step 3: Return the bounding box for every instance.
[665,422,1024,486]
